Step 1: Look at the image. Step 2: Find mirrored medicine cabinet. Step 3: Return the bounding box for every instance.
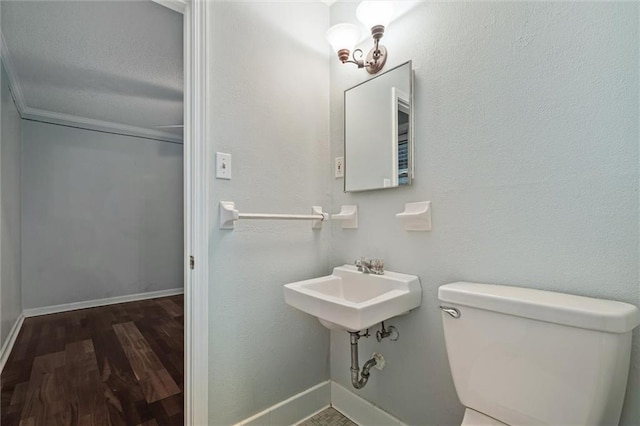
[344,61,413,192]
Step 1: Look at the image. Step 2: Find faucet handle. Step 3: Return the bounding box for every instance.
[370,259,384,274]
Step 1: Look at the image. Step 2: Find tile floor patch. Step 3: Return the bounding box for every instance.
[298,407,357,426]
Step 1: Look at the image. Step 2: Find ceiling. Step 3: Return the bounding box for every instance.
[1,1,183,141]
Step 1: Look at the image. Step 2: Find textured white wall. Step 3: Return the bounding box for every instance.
[206,2,331,424]
[21,121,183,309]
[329,2,639,425]
[1,61,22,346]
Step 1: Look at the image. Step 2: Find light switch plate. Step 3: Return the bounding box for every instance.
[216,152,231,179]
[335,156,344,178]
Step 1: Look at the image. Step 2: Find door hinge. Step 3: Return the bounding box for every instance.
[189,255,195,270]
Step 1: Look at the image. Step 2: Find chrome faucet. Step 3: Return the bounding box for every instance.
[355,257,372,273]
[355,257,384,275]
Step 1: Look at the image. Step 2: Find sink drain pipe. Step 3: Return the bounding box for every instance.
[349,331,378,389]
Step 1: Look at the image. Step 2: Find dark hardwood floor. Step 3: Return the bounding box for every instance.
[1,295,184,426]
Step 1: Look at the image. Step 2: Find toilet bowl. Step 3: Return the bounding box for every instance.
[438,282,640,426]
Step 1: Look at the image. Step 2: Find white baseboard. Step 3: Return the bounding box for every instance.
[234,380,405,426]
[331,381,405,425]
[23,287,184,318]
[236,381,331,426]
[0,313,25,373]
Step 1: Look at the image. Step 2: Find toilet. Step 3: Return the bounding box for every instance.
[438,282,640,425]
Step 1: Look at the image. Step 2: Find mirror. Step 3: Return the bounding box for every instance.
[344,61,413,192]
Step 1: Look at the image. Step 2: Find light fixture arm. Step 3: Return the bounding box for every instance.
[340,48,366,69]
[372,37,382,62]
[338,42,387,74]
[368,24,386,64]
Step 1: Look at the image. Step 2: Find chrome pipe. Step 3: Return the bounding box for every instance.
[349,331,377,389]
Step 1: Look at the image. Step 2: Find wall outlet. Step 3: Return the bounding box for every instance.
[335,156,344,178]
[216,152,231,180]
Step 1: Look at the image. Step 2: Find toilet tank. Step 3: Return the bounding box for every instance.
[438,282,640,426]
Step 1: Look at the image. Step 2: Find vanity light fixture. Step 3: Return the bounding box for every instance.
[326,1,394,75]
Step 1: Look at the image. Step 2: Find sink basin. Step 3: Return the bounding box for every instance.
[284,264,422,331]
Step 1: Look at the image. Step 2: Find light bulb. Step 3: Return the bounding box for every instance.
[356,1,394,31]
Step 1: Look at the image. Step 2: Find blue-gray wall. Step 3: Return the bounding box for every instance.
[1,60,22,350]
[329,2,639,425]
[21,120,183,309]
[206,2,332,424]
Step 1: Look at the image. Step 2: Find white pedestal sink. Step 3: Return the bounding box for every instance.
[284,264,422,331]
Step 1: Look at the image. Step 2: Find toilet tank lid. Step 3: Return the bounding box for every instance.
[438,282,640,334]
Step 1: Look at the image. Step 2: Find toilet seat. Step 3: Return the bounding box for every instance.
[461,409,508,426]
